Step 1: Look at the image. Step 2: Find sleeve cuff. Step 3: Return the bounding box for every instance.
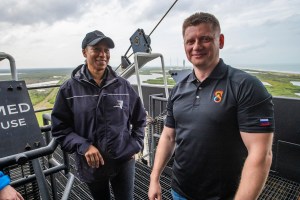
[0,174,10,191]
[78,142,91,155]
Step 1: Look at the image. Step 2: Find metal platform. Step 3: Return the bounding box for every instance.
[9,147,172,199]
[48,147,173,200]
[11,153,300,200]
[259,173,300,200]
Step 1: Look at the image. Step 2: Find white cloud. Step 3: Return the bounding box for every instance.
[0,0,299,69]
[0,0,89,25]
[225,40,268,53]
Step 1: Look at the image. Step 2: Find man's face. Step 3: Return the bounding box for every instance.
[82,41,110,71]
[183,23,224,70]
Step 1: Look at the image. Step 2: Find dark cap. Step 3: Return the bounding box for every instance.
[82,30,115,49]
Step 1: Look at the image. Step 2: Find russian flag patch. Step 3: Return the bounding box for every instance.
[259,118,271,127]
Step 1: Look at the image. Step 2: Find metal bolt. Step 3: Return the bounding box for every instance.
[25,143,31,151]
[34,141,40,148]
[17,84,22,90]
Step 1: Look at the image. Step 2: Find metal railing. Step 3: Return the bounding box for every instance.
[2,52,300,199]
[0,52,75,200]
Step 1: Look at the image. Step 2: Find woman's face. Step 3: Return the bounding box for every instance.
[82,41,110,72]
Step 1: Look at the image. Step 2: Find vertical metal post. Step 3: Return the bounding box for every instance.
[43,114,58,200]
[159,55,169,99]
[61,173,75,200]
[134,55,144,105]
[31,159,51,200]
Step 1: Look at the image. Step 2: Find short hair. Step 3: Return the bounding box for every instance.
[182,12,221,36]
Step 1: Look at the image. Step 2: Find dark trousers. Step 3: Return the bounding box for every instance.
[86,158,135,200]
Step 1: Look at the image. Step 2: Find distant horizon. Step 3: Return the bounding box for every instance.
[0,63,299,74]
[0,62,299,69]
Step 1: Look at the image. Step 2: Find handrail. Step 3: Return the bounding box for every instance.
[0,139,58,168]
[120,52,169,106]
[0,52,18,80]
[27,84,61,90]
[134,52,169,104]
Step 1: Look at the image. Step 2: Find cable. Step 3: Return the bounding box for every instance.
[123,0,179,58]
[148,0,179,38]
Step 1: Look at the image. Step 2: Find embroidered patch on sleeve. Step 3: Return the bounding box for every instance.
[259,118,271,127]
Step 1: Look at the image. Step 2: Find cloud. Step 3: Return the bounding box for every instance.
[225,40,268,53]
[140,1,181,21]
[220,0,300,29]
[0,0,90,25]
[0,0,299,68]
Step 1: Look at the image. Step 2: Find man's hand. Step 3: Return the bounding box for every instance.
[84,145,104,168]
[0,185,24,200]
[148,126,176,200]
[148,179,162,200]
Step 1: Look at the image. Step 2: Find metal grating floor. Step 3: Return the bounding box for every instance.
[45,160,300,200]
[50,150,172,200]
[35,147,171,200]
[135,161,172,200]
[45,151,300,200]
[8,153,300,200]
[259,173,300,200]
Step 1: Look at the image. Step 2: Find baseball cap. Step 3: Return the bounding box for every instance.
[82,30,115,49]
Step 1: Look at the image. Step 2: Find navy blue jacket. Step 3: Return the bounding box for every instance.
[51,64,146,182]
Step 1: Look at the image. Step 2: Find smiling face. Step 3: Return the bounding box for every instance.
[82,41,110,72]
[183,23,224,71]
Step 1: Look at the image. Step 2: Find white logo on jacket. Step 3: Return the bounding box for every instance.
[114,100,123,109]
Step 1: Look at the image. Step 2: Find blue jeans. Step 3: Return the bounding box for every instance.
[86,158,135,200]
[171,189,188,200]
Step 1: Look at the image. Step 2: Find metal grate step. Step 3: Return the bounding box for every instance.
[259,173,300,200]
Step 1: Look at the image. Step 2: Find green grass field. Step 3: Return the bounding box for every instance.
[143,68,300,98]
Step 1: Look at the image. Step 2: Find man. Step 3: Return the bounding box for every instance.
[148,12,274,200]
[0,171,24,200]
[51,30,146,200]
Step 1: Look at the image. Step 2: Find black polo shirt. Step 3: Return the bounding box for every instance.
[165,59,274,200]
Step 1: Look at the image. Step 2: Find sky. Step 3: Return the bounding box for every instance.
[0,0,300,70]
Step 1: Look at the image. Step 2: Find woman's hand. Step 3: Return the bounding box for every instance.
[84,145,104,168]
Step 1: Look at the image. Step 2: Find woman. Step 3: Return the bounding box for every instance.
[51,30,146,200]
